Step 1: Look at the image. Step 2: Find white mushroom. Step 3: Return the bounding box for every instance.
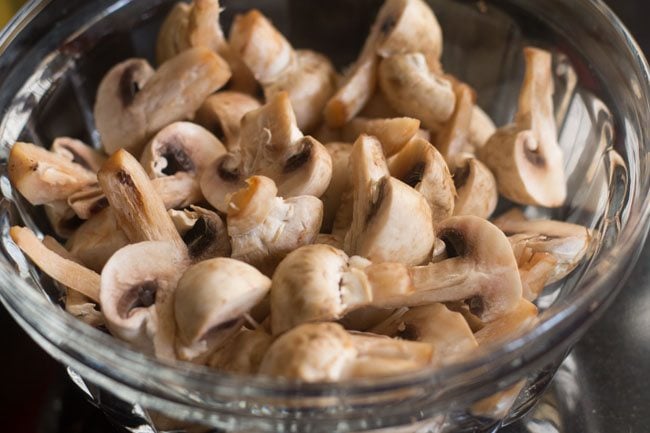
[345,135,434,265]
[450,154,498,219]
[101,241,189,360]
[435,83,475,162]
[95,47,231,156]
[51,137,107,173]
[469,105,497,150]
[208,327,273,374]
[44,200,83,239]
[259,322,433,382]
[227,176,323,276]
[478,47,567,207]
[320,142,352,233]
[474,299,538,347]
[271,216,522,334]
[174,258,271,361]
[341,117,421,157]
[170,206,231,263]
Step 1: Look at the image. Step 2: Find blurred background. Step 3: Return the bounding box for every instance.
[0,1,649,433]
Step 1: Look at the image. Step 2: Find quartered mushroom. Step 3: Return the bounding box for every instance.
[324,0,444,127]
[478,47,567,207]
[259,322,433,382]
[208,326,273,374]
[229,10,337,131]
[169,206,231,263]
[436,83,475,161]
[8,142,97,205]
[341,117,421,157]
[388,137,456,226]
[194,92,262,150]
[370,303,478,364]
[101,241,189,360]
[95,47,231,156]
[51,137,107,173]
[378,53,456,132]
[271,216,522,334]
[345,134,434,265]
[200,92,332,212]
[227,176,323,276]
[450,154,498,219]
[174,258,271,361]
[320,142,352,233]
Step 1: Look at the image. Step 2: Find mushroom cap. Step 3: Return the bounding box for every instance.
[8,142,97,205]
[174,258,271,347]
[451,154,498,219]
[378,53,456,131]
[342,117,420,157]
[100,241,189,359]
[320,142,352,233]
[51,137,107,173]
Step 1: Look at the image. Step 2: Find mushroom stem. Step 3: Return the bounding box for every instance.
[10,226,100,303]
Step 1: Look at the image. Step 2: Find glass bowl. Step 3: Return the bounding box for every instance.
[0,0,649,432]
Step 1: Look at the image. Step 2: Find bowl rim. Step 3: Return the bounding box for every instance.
[1,0,650,417]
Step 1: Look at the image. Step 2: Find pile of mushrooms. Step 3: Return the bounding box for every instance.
[8,0,593,388]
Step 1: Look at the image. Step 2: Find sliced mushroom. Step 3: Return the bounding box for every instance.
[342,117,420,157]
[194,92,262,150]
[388,137,455,226]
[469,105,496,150]
[378,53,456,132]
[44,200,83,239]
[156,2,191,64]
[201,92,332,212]
[436,83,475,162]
[51,137,107,173]
[478,47,567,207]
[68,186,108,220]
[10,226,100,302]
[169,206,231,263]
[95,47,231,156]
[174,258,271,361]
[450,154,498,219]
[511,243,558,301]
[8,142,97,205]
[259,322,432,382]
[359,90,400,119]
[474,299,538,347]
[97,149,186,253]
[324,0,444,127]
[207,326,273,374]
[227,176,323,275]
[370,304,478,364]
[339,307,396,332]
[321,142,352,233]
[271,217,522,334]
[101,241,189,360]
[345,135,434,265]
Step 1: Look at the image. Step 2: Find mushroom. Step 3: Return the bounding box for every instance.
[174,258,271,361]
[378,53,456,132]
[324,0,444,127]
[101,241,189,360]
[450,154,498,219]
[156,0,257,93]
[8,142,97,205]
[341,117,421,157]
[370,303,478,364]
[359,90,400,119]
[97,149,186,254]
[388,137,456,226]
[200,92,332,212]
[227,176,323,275]
[435,83,475,162]
[67,186,108,220]
[474,299,538,347]
[345,134,435,265]
[468,106,496,150]
[229,11,337,131]
[207,326,273,374]
[510,245,558,301]
[51,137,107,173]
[194,92,262,150]
[44,200,83,239]
[477,47,567,207]
[320,142,352,233]
[169,206,231,263]
[10,226,100,303]
[259,322,433,382]
[95,47,231,156]
[271,216,522,334]
[338,307,396,332]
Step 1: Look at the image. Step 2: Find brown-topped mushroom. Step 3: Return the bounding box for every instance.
[101,241,189,360]
[271,216,522,334]
[95,47,231,156]
[174,258,271,361]
[169,206,231,263]
[478,47,567,207]
[341,117,420,157]
[227,176,323,276]
[345,134,434,265]
[259,322,433,382]
[194,92,261,150]
[450,154,498,219]
[388,137,456,226]
[200,92,332,212]
[51,137,107,173]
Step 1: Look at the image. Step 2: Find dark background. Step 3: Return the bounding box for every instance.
[1,1,649,432]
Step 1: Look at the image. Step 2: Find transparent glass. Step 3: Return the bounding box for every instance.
[0,0,648,432]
